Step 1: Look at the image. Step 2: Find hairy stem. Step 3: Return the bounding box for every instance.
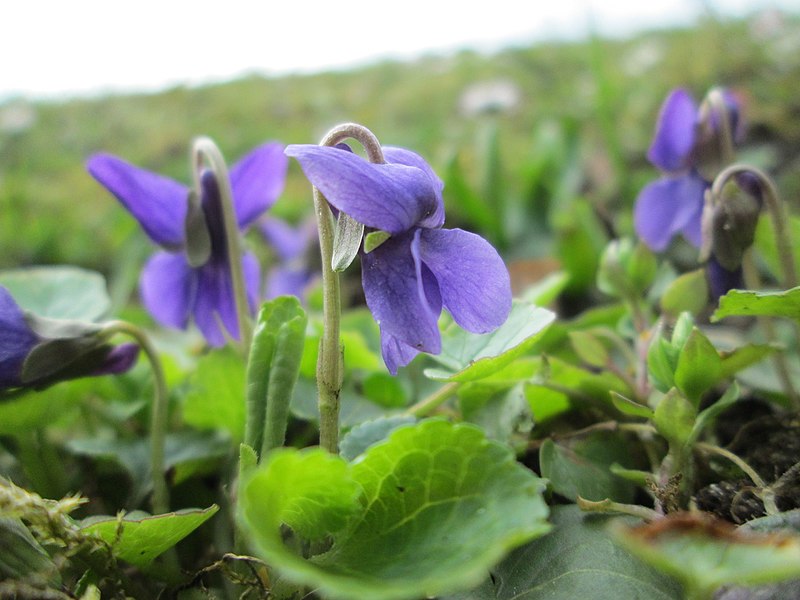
[102,321,169,516]
[314,123,384,453]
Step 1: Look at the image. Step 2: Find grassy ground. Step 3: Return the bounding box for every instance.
[1,12,798,279]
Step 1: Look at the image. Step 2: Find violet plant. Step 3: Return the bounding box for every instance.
[7,69,800,600]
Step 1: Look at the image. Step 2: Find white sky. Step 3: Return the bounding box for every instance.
[1,0,797,100]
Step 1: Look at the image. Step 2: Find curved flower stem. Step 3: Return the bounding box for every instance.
[192,137,253,354]
[101,321,169,516]
[694,441,766,488]
[711,164,797,289]
[313,123,384,454]
[406,382,460,418]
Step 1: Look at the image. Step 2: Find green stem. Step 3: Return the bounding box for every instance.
[313,123,384,454]
[577,496,660,521]
[406,382,460,418]
[102,321,169,516]
[192,137,253,354]
[694,441,766,488]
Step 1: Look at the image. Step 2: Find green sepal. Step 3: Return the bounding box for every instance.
[332,212,364,271]
[364,230,392,254]
[183,188,212,267]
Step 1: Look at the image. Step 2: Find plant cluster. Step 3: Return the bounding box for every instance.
[3,73,800,600]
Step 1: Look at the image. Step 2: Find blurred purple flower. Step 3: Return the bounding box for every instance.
[87,143,288,346]
[259,216,319,301]
[285,144,512,374]
[634,88,739,252]
[0,286,138,390]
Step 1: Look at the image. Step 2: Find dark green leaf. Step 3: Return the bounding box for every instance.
[443,505,682,600]
[339,416,417,461]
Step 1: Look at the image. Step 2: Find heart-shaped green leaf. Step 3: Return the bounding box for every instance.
[239,420,550,600]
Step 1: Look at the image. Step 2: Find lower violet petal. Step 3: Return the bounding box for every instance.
[361,231,441,358]
[140,252,196,331]
[381,331,422,375]
[634,177,704,251]
[416,228,511,333]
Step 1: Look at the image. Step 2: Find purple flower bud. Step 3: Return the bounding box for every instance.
[0,286,139,391]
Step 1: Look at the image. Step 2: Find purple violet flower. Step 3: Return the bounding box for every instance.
[87,143,288,346]
[285,144,512,374]
[259,216,320,301]
[0,286,139,390]
[634,88,739,252]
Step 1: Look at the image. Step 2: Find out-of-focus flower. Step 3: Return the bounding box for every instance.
[259,216,319,300]
[0,286,138,391]
[87,144,287,346]
[286,144,511,374]
[634,88,740,252]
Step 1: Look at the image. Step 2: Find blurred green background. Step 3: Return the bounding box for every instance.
[1,14,799,303]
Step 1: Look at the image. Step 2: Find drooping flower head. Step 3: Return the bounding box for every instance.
[87,143,288,346]
[635,87,740,252]
[285,143,512,374]
[0,285,138,391]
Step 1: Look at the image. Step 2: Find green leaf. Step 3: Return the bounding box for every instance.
[459,383,533,443]
[0,266,110,321]
[80,506,218,567]
[66,431,231,505]
[0,517,59,586]
[713,288,800,322]
[339,416,417,461]
[245,297,308,454]
[239,420,550,600]
[183,348,246,443]
[424,301,555,382]
[674,328,722,404]
[654,389,696,447]
[688,382,740,446]
[719,343,778,380]
[610,392,654,419]
[660,269,709,317]
[539,433,638,503]
[443,505,682,600]
[361,372,407,408]
[647,337,679,393]
[568,330,608,367]
[614,514,800,597]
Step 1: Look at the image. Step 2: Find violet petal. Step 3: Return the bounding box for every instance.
[381,331,422,375]
[87,153,188,249]
[0,286,38,387]
[647,88,697,172]
[285,144,441,234]
[361,231,442,357]
[634,175,707,251]
[383,146,445,228]
[417,228,512,333]
[230,142,288,229]
[93,343,140,376]
[192,252,260,346]
[139,252,196,330]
